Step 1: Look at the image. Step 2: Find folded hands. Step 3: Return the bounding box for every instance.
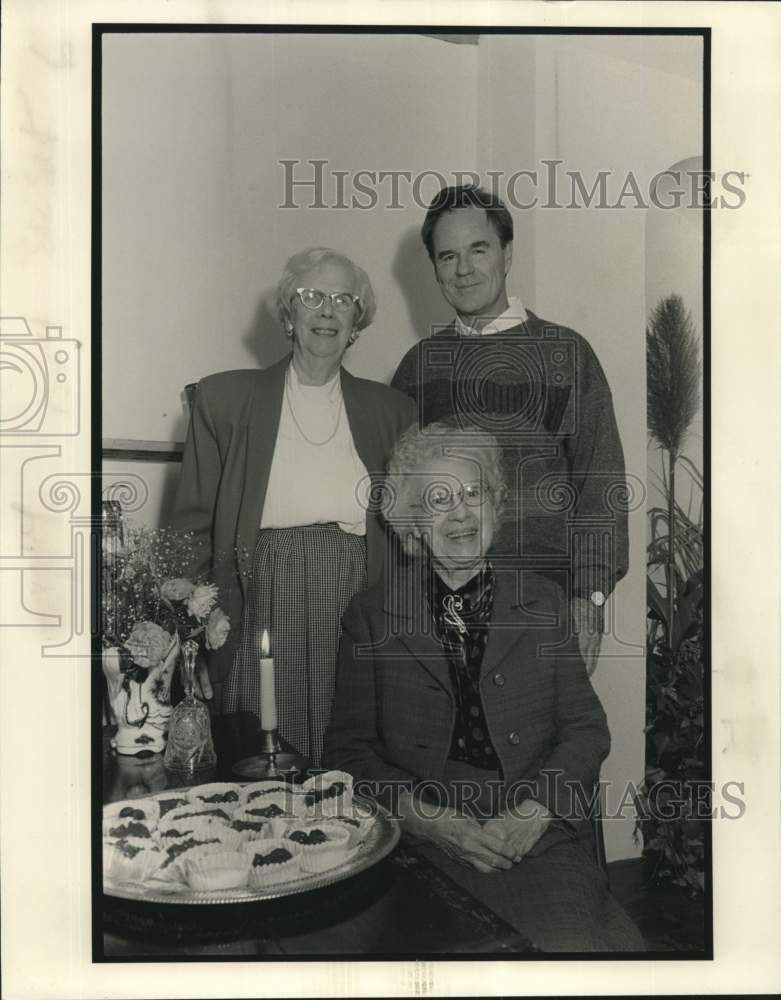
[402,794,554,873]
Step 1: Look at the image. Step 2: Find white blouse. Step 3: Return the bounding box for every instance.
[260,364,370,535]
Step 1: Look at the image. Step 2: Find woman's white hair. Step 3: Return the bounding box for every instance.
[384,419,508,559]
[274,247,377,332]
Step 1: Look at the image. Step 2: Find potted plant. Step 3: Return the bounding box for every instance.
[636,294,705,895]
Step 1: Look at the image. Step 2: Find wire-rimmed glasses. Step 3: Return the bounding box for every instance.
[412,480,492,516]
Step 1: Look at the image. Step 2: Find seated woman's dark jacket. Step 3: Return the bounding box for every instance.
[323,564,610,835]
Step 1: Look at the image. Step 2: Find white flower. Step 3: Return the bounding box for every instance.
[186,583,219,621]
[160,577,195,601]
[205,607,231,650]
[125,621,174,669]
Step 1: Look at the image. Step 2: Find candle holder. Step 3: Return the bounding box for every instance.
[232,727,304,779]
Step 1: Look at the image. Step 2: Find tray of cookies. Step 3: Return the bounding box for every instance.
[102,771,400,904]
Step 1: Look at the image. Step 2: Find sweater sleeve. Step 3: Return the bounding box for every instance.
[396,392,417,436]
[390,344,420,403]
[566,339,629,598]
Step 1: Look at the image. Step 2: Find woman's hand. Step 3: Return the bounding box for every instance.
[570,596,604,677]
[399,792,515,873]
[482,799,554,862]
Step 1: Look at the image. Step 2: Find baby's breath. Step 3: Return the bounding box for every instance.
[101,520,231,674]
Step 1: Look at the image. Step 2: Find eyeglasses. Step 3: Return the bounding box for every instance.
[412,480,492,516]
[294,287,361,314]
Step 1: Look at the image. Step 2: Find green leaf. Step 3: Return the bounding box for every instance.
[672,578,704,650]
[647,577,669,631]
[653,733,671,755]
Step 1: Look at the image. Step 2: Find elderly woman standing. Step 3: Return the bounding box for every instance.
[173,248,414,764]
[323,421,644,951]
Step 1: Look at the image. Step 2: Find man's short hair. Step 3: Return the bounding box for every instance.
[420,184,514,260]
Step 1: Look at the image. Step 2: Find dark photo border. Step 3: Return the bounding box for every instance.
[91,22,711,964]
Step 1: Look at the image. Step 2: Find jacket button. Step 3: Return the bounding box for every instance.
[507,731,521,746]
[492,672,506,687]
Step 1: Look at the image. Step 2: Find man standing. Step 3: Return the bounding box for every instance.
[391,184,628,673]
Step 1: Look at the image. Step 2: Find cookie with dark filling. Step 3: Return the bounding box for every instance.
[288,828,328,846]
[103,837,163,884]
[106,820,151,839]
[160,835,221,870]
[199,790,239,805]
[284,824,351,874]
[231,818,267,834]
[117,806,146,821]
[304,782,345,807]
[246,802,288,819]
[245,838,302,888]
[171,807,231,822]
[157,796,187,817]
[252,847,294,867]
[301,771,353,818]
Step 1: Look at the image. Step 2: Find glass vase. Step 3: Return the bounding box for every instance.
[163,639,217,774]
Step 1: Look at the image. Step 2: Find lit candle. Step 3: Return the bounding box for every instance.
[259,629,277,731]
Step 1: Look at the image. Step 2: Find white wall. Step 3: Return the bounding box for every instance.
[539,37,701,860]
[103,32,478,526]
[102,33,478,444]
[102,32,703,861]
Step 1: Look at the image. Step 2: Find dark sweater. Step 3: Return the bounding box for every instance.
[391,312,628,597]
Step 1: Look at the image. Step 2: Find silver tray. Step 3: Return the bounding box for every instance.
[103,788,400,905]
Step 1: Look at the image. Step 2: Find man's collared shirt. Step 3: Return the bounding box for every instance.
[453,295,529,337]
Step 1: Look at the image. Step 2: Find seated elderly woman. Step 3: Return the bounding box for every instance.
[323,420,644,952]
[173,247,414,765]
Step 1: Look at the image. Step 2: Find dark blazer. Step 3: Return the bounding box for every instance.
[323,563,610,831]
[172,355,416,689]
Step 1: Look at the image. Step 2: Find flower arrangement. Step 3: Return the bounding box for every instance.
[102,522,231,670]
[101,515,231,754]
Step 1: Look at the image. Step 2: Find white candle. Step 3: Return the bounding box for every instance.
[259,629,277,731]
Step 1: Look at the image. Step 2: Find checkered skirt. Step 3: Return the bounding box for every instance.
[222,524,367,765]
